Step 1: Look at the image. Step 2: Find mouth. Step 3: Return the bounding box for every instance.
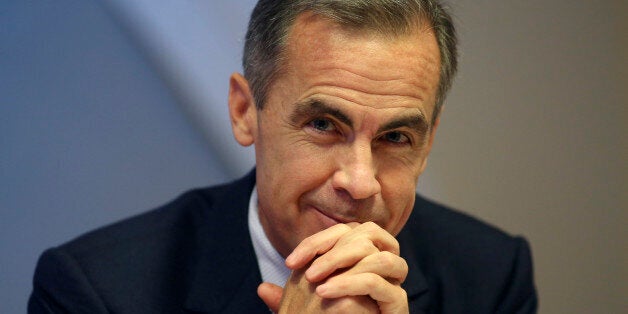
[309,205,354,228]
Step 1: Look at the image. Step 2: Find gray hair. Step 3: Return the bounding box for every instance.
[243,0,457,124]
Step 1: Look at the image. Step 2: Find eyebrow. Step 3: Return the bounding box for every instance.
[290,99,353,128]
[377,114,430,137]
[290,98,429,136]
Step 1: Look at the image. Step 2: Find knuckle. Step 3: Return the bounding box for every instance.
[327,296,375,313]
[364,273,381,290]
[400,257,409,272]
[300,236,316,250]
[333,223,352,233]
[362,221,381,233]
[334,297,356,310]
[391,238,400,252]
[383,235,400,252]
[376,251,396,268]
[399,286,408,299]
[355,238,376,254]
[315,251,334,265]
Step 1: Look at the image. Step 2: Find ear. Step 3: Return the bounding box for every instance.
[228,72,257,147]
[419,114,441,174]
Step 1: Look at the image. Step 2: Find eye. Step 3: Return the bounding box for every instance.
[382,131,410,144]
[308,118,336,132]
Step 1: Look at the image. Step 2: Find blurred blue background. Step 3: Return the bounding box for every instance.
[1,1,626,313]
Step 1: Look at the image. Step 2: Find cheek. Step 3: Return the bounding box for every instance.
[383,190,416,236]
[379,166,420,235]
[259,139,336,205]
[273,143,332,178]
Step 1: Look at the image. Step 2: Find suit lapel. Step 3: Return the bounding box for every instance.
[398,197,432,311]
[183,170,267,313]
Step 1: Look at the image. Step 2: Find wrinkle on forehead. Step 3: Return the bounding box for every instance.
[307,67,429,101]
[301,86,431,124]
[278,12,441,122]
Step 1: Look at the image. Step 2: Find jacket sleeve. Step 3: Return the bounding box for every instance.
[28,248,109,314]
[495,237,538,314]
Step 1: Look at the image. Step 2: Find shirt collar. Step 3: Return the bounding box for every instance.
[248,185,291,287]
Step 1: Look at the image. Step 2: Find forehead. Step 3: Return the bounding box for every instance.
[275,12,441,121]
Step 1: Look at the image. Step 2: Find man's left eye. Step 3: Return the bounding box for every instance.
[383,132,410,144]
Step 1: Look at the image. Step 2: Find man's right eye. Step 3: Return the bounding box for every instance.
[308,118,336,132]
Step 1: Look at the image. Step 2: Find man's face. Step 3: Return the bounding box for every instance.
[231,13,441,258]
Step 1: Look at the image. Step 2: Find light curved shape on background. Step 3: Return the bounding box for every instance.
[104,0,258,178]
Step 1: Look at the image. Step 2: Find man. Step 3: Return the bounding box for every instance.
[29,0,537,313]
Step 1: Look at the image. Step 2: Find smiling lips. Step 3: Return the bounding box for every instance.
[310,205,356,228]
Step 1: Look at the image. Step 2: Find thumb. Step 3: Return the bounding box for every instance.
[257,282,283,313]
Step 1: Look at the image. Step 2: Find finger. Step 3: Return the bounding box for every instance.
[305,234,381,282]
[338,251,408,284]
[306,222,400,282]
[285,223,353,269]
[320,295,379,313]
[351,222,400,255]
[316,273,409,313]
[257,282,283,313]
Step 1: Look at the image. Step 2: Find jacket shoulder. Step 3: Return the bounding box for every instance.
[404,195,518,252]
[401,195,537,313]
[58,172,254,257]
[61,188,209,254]
[30,173,256,313]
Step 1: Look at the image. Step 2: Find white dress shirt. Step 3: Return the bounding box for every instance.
[248,186,291,287]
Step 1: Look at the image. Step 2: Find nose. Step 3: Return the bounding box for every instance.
[331,141,381,200]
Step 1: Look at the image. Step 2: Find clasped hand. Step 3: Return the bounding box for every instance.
[258,222,409,313]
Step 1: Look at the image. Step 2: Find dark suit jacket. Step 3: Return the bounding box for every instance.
[29,170,537,313]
